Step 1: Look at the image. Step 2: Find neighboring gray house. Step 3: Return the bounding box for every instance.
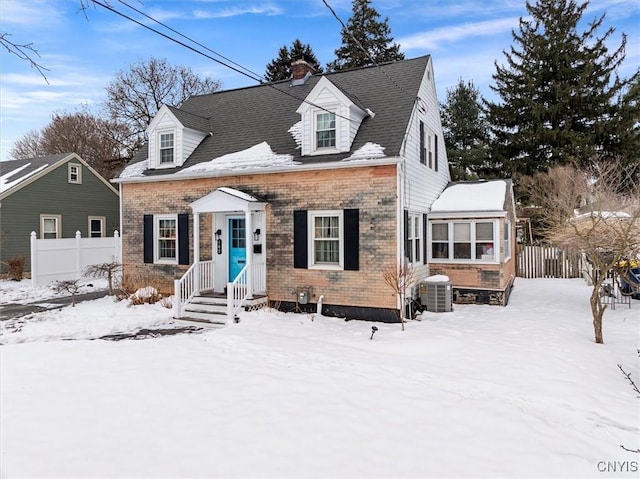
[0,153,120,273]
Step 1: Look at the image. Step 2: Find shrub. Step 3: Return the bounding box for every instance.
[7,256,26,281]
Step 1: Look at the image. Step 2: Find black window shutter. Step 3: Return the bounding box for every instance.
[178,213,189,265]
[293,210,308,268]
[419,121,425,164]
[435,134,439,172]
[423,213,429,264]
[344,209,359,271]
[404,210,410,261]
[143,215,154,263]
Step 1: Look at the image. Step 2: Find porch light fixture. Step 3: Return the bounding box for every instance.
[215,229,222,240]
[253,228,261,242]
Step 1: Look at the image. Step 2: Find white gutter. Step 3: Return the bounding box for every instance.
[112,157,401,185]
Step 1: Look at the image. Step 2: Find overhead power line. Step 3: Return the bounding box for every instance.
[89,0,356,123]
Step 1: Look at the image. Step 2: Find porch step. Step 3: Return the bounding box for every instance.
[175,316,226,329]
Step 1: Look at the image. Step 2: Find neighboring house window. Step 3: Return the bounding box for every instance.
[407,213,422,263]
[41,215,61,239]
[159,133,175,164]
[310,210,343,268]
[88,217,105,238]
[156,215,177,262]
[68,163,82,184]
[315,112,336,149]
[430,221,497,261]
[419,121,426,165]
[293,209,359,271]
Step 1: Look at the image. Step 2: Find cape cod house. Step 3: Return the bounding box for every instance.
[114,55,451,323]
[0,153,120,274]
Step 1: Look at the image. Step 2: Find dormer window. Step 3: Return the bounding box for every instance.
[159,133,174,164]
[316,112,336,149]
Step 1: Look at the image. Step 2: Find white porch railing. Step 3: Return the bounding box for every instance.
[227,262,266,321]
[173,260,213,318]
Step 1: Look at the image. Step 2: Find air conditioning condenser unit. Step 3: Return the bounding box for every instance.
[419,278,452,313]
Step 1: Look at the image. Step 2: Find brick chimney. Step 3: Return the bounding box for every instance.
[291,54,316,81]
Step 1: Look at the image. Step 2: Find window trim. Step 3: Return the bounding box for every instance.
[68,163,82,184]
[503,221,511,261]
[407,213,422,264]
[40,214,62,239]
[308,210,344,270]
[156,130,176,168]
[154,214,178,264]
[429,220,499,263]
[88,216,105,238]
[312,109,338,154]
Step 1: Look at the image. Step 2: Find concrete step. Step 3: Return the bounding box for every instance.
[185,302,227,315]
[181,309,227,322]
[176,317,226,329]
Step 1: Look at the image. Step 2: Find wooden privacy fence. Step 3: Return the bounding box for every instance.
[516,244,584,279]
[30,230,121,287]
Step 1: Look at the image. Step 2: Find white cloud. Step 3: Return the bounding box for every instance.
[0,0,61,26]
[399,17,520,51]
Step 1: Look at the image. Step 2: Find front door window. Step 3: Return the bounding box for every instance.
[228,218,246,281]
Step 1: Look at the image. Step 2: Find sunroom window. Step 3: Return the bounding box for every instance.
[430,221,497,261]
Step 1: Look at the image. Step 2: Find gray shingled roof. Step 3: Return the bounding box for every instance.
[0,153,72,193]
[126,55,430,177]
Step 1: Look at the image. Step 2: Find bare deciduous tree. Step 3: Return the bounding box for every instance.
[525,160,640,343]
[104,57,221,146]
[53,280,82,307]
[9,107,134,180]
[382,261,416,331]
[83,261,122,296]
[0,33,49,83]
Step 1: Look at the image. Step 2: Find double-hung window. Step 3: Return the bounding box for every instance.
[407,214,422,263]
[315,112,336,149]
[89,217,105,238]
[159,133,174,164]
[156,215,177,263]
[310,210,343,268]
[41,215,61,239]
[68,163,82,184]
[503,222,511,260]
[431,221,497,261]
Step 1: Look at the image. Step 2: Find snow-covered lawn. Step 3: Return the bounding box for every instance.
[1,278,638,478]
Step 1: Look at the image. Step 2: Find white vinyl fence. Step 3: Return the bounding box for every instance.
[30,231,121,287]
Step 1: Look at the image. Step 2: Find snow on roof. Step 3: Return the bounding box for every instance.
[342,142,386,162]
[180,142,299,174]
[431,180,507,213]
[119,159,149,179]
[217,187,261,202]
[0,162,49,193]
[288,121,302,150]
[574,210,632,220]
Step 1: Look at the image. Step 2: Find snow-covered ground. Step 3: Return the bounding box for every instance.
[1,278,638,478]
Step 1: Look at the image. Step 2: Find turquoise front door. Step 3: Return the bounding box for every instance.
[228,217,246,281]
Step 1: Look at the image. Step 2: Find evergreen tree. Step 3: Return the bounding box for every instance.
[264,39,323,82]
[441,79,496,180]
[486,0,629,176]
[327,0,404,71]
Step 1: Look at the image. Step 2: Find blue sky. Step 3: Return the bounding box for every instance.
[1,0,638,163]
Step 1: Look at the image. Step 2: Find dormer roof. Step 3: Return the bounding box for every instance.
[120,55,431,179]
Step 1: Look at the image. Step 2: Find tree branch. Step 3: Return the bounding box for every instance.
[0,33,49,84]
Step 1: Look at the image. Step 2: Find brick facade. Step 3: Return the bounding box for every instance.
[121,164,399,312]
